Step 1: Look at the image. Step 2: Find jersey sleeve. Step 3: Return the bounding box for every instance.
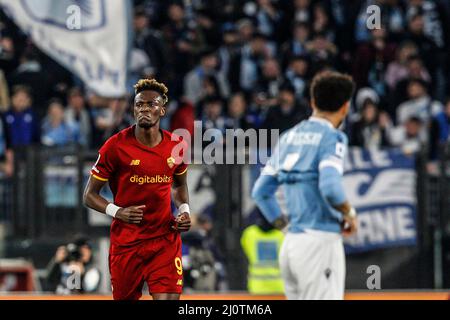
[173,136,189,176]
[90,137,118,181]
[318,131,347,175]
[318,131,348,206]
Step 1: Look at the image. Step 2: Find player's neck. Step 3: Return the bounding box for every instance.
[311,112,341,129]
[134,125,162,148]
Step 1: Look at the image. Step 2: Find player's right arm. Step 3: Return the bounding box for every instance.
[83,137,144,224]
[83,176,144,224]
[318,131,357,236]
[251,139,288,230]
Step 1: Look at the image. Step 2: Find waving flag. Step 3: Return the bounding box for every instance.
[0,0,132,97]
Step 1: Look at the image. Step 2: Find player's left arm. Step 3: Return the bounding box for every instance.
[172,170,191,232]
[318,132,357,236]
[252,173,287,230]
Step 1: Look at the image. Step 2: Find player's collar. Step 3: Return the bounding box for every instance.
[309,116,334,129]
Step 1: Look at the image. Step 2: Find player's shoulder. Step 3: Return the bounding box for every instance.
[304,117,348,144]
[101,126,134,149]
[163,129,188,147]
[321,128,347,149]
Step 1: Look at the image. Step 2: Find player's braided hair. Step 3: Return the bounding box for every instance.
[134,78,169,105]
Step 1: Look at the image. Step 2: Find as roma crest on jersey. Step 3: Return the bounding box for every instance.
[167,157,175,169]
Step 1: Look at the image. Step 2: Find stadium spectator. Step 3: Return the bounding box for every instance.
[103,97,134,138]
[195,75,225,118]
[350,99,391,149]
[41,99,79,147]
[236,18,255,45]
[390,55,431,114]
[311,2,336,42]
[281,22,310,67]
[433,97,450,144]
[3,85,40,148]
[88,94,114,148]
[241,208,284,294]
[403,13,438,77]
[45,236,101,294]
[304,31,338,72]
[292,0,313,25]
[201,95,226,147]
[182,214,226,292]
[249,0,282,40]
[225,92,251,131]
[7,48,50,116]
[396,78,443,125]
[284,55,309,99]
[254,58,283,107]
[64,88,93,148]
[388,116,425,155]
[405,0,448,50]
[170,98,195,138]
[0,69,9,112]
[229,32,272,93]
[352,27,396,96]
[217,24,240,84]
[184,49,229,106]
[133,6,168,80]
[0,114,13,177]
[0,33,16,76]
[384,41,419,91]
[262,85,310,136]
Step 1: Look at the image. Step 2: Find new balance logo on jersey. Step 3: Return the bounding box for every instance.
[130,159,140,166]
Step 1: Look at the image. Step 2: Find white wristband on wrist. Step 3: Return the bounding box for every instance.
[346,207,356,219]
[178,203,190,214]
[106,203,121,218]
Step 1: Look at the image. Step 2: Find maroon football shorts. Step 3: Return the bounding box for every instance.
[109,232,183,300]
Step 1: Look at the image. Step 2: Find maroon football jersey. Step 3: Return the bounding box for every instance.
[91,125,188,250]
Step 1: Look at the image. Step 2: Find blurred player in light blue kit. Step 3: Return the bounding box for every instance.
[252,71,358,300]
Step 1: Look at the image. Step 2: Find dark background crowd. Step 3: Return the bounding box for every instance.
[1,0,450,174]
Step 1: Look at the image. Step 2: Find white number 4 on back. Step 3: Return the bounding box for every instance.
[282,153,300,171]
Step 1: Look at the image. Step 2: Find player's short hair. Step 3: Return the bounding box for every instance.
[310,71,355,112]
[134,78,169,105]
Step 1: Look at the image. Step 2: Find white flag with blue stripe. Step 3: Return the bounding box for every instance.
[0,0,132,97]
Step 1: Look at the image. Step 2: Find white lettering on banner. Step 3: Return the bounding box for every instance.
[343,169,415,207]
[345,148,393,171]
[344,207,416,247]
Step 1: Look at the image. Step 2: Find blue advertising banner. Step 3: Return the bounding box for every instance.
[343,148,417,253]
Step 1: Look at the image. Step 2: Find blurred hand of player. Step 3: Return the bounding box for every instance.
[273,216,289,230]
[172,212,191,232]
[116,205,145,224]
[341,210,358,237]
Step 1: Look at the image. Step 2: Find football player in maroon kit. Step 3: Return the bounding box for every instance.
[83,79,191,300]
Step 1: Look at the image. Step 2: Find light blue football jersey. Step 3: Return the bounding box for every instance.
[253,117,348,234]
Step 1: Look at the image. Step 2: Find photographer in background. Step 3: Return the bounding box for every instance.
[44,236,101,294]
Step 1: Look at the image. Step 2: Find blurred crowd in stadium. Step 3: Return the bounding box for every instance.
[0,0,449,170]
[0,0,450,293]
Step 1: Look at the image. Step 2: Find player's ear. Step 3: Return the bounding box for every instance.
[160,106,166,117]
[341,101,350,116]
[310,98,316,110]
